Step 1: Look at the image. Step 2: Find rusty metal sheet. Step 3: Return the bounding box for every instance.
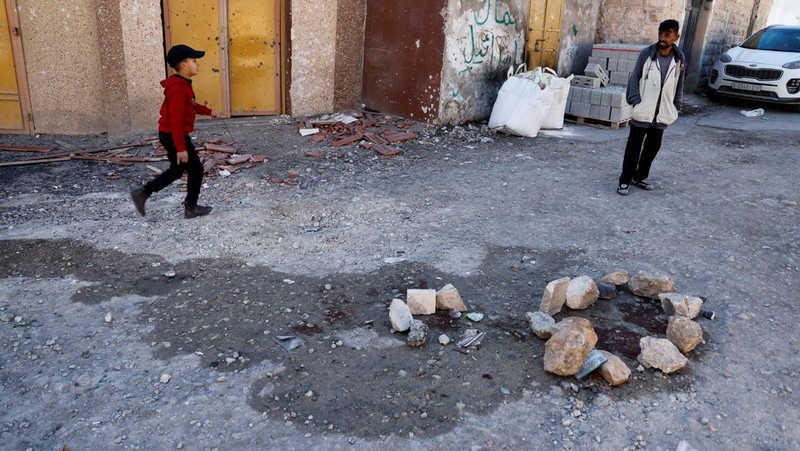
[362,0,447,122]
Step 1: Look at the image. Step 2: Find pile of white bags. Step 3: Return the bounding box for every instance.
[489,66,573,137]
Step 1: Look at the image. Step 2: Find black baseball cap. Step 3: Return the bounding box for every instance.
[166,44,205,68]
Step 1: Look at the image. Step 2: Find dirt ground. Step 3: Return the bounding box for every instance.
[1,96,798,450]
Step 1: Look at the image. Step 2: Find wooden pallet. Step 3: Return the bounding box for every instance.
[564,114,630,130]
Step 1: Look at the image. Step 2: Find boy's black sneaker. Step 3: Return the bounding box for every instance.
[130,187,149,216]
[632,179,654,190]
[184,204,212,219]
[617,184,629,196]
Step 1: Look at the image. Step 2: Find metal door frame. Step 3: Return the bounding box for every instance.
[162,0,285,118]
[2,0,33,134]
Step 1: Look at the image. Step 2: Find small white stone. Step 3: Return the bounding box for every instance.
[160,374,172,384]
[438,334,451,345]
[104,312,113,323]
[164,270,177,278]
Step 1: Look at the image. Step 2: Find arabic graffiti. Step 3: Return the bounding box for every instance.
[458,0,521,75]
[473,0,517,26]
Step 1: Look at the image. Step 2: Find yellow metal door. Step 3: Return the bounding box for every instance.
[1,0,31,133]
[527,0,562,70]
[228,0,280,115]
[164,0,225,116]
[164,0,282,117]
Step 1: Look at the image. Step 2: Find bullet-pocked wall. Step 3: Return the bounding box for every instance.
[16,0,163,134]
[439,0,528,124]
[290,0,367,116]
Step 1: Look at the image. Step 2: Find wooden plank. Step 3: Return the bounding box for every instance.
[564,114,629,130]
[0,157,71,167]
[0,144,53,152]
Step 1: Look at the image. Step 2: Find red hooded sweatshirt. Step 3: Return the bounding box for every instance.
[157,75,213,152]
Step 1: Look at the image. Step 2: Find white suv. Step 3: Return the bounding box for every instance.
[708,25,800,110]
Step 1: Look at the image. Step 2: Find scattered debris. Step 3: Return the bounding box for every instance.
[659,293,703,319]
[457,331,485,349]
[273,335,305,351]
[540,276,570,315]
[465,312,484,322]
[601,269,630,286]
[389,299,413,332]
[701,310,716,320]
[575,349,608,379]
[597,350,631,385]
[406,320,428,347]
[406,289,436,315]
[104,312,113,324]
[565,275,599,310]
[299,111,418,157]
[435,284,467,312]
[638,336,688,374]
[526,311,555,339]
[159,374,172,384]
[666,316,704,353]
[438,334,451,345]
[544,318,598,376]
[628,272,676,299]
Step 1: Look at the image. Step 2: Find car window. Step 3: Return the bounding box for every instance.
[741,28,800,52]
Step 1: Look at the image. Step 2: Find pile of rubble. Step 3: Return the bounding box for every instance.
[0,139,266,179]
[298,112,418,157]
[529,270,708,386]
[386,269,710,387]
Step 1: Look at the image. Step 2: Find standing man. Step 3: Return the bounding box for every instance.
[617,19,685,195]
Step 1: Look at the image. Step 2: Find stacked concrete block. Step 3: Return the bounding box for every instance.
[566,85,631,123]
[589,44,648,87]
[583,63,609,87]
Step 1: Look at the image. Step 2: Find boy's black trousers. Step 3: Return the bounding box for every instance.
[144,132,204,207]
[619,124,665,186]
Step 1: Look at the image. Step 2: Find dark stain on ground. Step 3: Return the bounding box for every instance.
[0,239,694,438]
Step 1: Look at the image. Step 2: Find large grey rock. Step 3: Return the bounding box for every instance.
[638,336,688,374]
[544,320,597,376]
[597,350,631,386]
[667,316,704,353]
[659,293,703,319]
[601,269,630,286]
[539,277,570,315]
[596,281,618,300]
[628,272,676,299]
[389,299,412,332]
[565,276,599,310]
[406,320,428,347]
[436,284,467,312]
[407,289,436,315]
[526,311,556,339]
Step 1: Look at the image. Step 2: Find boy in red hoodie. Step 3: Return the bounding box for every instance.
[131,44,217,219]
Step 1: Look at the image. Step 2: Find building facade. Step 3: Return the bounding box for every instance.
[0,0,782,135]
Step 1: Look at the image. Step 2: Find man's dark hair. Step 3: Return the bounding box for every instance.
[659,19,680,33]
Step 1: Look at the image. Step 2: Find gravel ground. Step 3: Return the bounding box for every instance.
[1,97,798,450]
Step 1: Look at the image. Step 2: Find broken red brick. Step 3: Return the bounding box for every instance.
[384,131,417,143]
[305,151,322,158]
[250,155,268,163]
[204,143,237,154]
[225,154,253,165]
[332,132,364,147]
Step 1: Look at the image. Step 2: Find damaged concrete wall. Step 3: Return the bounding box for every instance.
[118,0,164,132]
[16,0,164,134]
[290,0,338,116]
[557,0,601,75]
[333,0,366,110]
[597,0,685,44]
[438,0,528,124]
[16,0,106,134]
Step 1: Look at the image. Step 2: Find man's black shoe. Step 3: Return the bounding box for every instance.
[184,204,212,219]
[130,187,148,216]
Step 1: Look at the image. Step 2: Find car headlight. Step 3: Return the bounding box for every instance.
[783,60,800,70]
[719,53,732,63]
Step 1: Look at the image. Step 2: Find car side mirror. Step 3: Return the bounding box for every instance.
[732,42,742,47]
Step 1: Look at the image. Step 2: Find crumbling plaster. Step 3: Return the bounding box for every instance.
[439,0,528,124]
[290,0,337,116]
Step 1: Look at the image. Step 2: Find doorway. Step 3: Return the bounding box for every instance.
[163,0,284,117]
[0,0,32,133]
[526,0,563,70]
